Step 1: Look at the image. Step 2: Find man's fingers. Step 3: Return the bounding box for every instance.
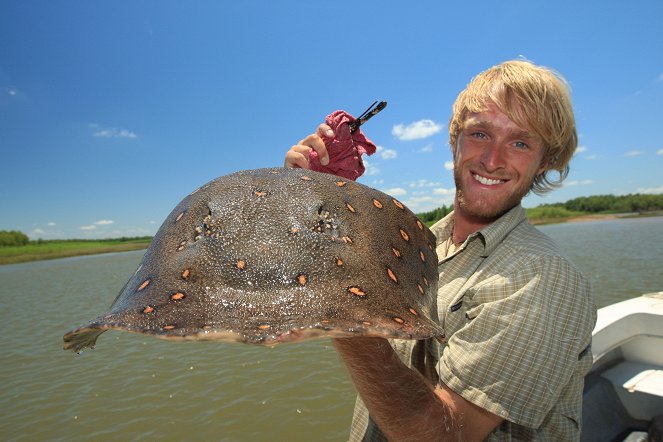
[284,147,311,169]
[298,133,329,166]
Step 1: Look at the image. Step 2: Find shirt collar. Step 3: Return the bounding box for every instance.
[430,205,528,258]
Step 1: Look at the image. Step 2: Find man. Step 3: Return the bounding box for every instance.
[285,60,596,441]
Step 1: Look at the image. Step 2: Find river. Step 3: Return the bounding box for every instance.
[1,216,661,441]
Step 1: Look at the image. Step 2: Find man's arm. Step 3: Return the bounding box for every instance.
[334,337,503,441]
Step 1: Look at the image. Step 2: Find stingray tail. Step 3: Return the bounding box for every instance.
[63,325,106,353]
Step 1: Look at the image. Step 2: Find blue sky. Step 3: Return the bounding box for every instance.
[1,1,662,240]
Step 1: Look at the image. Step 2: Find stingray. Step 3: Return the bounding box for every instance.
[63,168,443,352]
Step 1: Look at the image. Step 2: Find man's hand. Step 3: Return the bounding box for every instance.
[284,124,333,169]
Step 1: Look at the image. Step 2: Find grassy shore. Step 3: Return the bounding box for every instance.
[0,238,152,265]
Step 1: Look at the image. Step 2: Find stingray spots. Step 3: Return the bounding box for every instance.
[137,279,151,291]
[422,276,429,287]
[142,306,155,314]
[163,325,176,331]
[181,269,191,280]
[335,180,347,187]
[236,260,246,270]
[392,316,405,325]
[313,207,339,236]
[348,286,366,297]
[257,324,271,330]
[386,267,398,284]
[342,236,353,244]
[372,199,383,209]
[345,203,356,213]
[296,274,308,286]
[391,247,402,258]
[254,190,267,197]
[335,256,344,267]
[417,284,425,295]
[392,199,405,210]
[289,227,300,235]
[300,175,313,181]
[419,250,426,262]
[416,219,424,230]
[399,228,410,242]
[175,211,186,222]
[409,307,419,316]
[170,292,186,301]
[177,240,187,251]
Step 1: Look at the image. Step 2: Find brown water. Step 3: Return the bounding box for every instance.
[1,216,661,441]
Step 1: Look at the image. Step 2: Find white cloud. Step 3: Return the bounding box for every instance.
[419,144,433,153]
[94,219,114,225]
[564,179,594,187]
[392,119,442,141]
[384,187,407,196]
[31,228,45,235]
[444,161,454,171]
[624,150,644,157]
[380,149,398,160]
[585,154,599,160]
[47,221,56,226]
[636,185,663,194]
[80,225,96,231]
[575,145,587,155]
[433,187,455,195]
[363,159,380,176]
[91,124,137,139]
[657,149,663,156]
[408,179,442,189]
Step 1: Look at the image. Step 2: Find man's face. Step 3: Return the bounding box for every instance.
[453,102,547,222]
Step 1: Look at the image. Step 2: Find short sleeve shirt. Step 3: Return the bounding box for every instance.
[348,205,597,441]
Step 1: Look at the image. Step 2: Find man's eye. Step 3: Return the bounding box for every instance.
[471,132,487,139]
[514,141,528,149]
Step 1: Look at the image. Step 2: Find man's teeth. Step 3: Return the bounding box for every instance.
[473,174,504,186]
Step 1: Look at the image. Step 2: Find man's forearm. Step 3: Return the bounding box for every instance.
[333,337,460,441]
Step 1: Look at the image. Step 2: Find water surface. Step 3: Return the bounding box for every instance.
[1,216,661,441]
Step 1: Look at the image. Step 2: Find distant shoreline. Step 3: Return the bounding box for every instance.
[1,212,661,266]
[529,211,662,225]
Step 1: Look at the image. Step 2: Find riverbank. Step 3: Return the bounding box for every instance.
[529,210,663,225]
[0,240,151,265]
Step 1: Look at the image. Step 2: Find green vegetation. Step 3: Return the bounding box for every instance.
[416,193,663,227]
[0,235,152,265]
[418,205,454,227]
[0,230,30,247]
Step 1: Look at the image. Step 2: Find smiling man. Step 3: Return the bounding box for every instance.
[285,60,596,441]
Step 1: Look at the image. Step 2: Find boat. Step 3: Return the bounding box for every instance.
[582,291,663,441]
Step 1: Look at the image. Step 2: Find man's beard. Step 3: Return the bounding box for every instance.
[453,165,533,221]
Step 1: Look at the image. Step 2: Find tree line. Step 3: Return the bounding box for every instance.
[418,193,663,226]
[0,232,152,248]
[0,230,30,247]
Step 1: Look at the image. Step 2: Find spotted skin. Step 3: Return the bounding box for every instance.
[63,168,442,352]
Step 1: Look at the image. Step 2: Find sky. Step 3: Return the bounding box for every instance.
[1,1,662,240]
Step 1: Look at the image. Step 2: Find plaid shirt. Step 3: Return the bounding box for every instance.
[349,205,596,441]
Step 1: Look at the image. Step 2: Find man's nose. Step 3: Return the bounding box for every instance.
[481,142,507,171]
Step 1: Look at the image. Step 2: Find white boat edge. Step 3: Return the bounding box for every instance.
[582,291,663,441]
